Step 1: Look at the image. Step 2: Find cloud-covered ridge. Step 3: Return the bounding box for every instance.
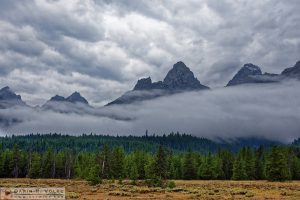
[1,81,299,143]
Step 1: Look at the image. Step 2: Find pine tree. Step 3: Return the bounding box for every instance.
[11,145,20,178]
[2,150,13,178]
[254,146,266,180]
[144,156,155,179]
[154,145,168,179]
[87,164,102,185]
[64,149,74,179]
[28,153,41,178]
[266,146,291,181]
[232,154,247,180]
[41,148,55,178]
[213,156,225,179]
[183,149,196,180]
[243,147,255,179]
[198,154,215,179]
[291,156,300,180]
[74,152,91,179]
[133,151,147,179]
[0,147,4,178]
[55,151,66,178]
[218,150,234,180]
[111,146,125,179]
[169,155,182,179]
[99,145,111,179]
[130,162,139,184]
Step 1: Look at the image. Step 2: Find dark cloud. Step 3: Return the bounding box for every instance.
[0,0,299,106]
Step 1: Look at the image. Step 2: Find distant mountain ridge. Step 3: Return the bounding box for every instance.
[41,91,90,113]
[48,92,89,105]
[226,61,300,86]
[0,60,299,108]
[226,64,280,86]
[107,61,209,105]
[133,62,208,91]
[0,86,26,108]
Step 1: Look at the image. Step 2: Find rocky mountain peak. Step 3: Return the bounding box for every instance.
[227,63,263,86]
[48,92,89,105]
[0,86,22,101]
[243,63,262,73]
[281,60,300,78]
[163,61,208,90]
[50,95,66,102]
[66,92,88,104]
[107,61,209,105]
[1,86,10,91]
[133,77,153,90]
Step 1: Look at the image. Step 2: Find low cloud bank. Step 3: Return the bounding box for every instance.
[1,81,300,142]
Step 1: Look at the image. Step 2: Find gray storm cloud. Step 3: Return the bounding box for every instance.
[0,0,299,106]
[1,81,300,143]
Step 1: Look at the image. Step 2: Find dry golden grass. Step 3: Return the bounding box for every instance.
[0,179,300,199]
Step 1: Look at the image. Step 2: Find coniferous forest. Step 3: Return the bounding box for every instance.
[1,134,300,184]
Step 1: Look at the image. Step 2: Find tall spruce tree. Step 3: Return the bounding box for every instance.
[232,154,247,180]
[11,145,20,178]
[198,154,215,179]
[41,148,55,178]
[266,146,291,181]
[87,164,102,185]
[99,145,111,179]
[154,145,168,179]
[130,162,139,184]
[183,149,196,180]
[28,153,41,178]
[291,156,300,180]
[254,146,266,180]
[243,147,255,179]
[218,150,234,179]
[111,146,125,179]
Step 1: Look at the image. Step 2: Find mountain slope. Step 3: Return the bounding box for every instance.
[281,60,300,79]
[0,86,26,108]
[226,64,280,86]
[42,91,90,113]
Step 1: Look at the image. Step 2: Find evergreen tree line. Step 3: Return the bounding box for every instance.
[0,133,280,154]
[1,144,300,182]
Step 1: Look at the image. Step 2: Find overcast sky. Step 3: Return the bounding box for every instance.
[0,0,299,106]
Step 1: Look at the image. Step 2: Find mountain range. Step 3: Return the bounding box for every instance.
[0,60,299,110]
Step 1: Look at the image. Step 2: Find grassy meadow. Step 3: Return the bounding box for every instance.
[1,179,300,199]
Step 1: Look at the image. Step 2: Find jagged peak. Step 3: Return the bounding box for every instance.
[163,61,208,90]
[243,63,262,72]
[66,91,88,104]
[133,77,153,90]
[226,63,264,86]
[0,86,10,91]
[48,92,89,105]
[0,86,22,100]
[69,91,81,97]
[50,95,65,102]
[172,61,189,69]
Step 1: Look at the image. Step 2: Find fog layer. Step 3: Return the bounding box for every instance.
[1,81,300,142]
